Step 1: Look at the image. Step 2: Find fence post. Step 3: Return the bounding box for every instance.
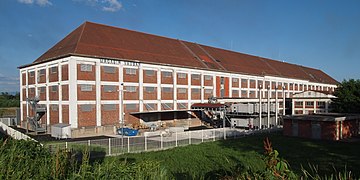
[88,140,90,146]
[108,138,111,155]
[224,128,226,140]
[213,129,216,141]
[175,132,178,147]
[189,131,191,145]
[160,134,163,149]
[201,129,204,142]
[65,142,68,149]
[145,135,147,151]
[127,137,130,153]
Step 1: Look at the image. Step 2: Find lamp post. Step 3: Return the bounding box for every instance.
[258,84,262,129]
[275,86,279,127]
[267,85,270,129]
[282,85,286,116]
[118,83,127,149]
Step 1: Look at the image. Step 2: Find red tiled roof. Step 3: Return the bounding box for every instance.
[25,21,338,85]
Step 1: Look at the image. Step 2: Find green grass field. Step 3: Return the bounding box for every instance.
[113,131,360,179]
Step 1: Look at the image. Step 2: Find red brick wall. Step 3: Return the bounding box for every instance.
[283,120,292,136]
[77,85,96,101]
[101,104,119,126]
[143,87,157,100]
[161,72,173,84]
[191,74,201,86]
[22,104,27,121]
[191,89,201,100]
[22,88,26,100]
[124,90,139,100]
[177,73,188,85]
[101,85,118,100]
[232,78,239,88]
[124,104,140,125]
[78,104,96,127]
[177,89,188,100]
[28,87,35,99]
[123,69,139,82]
[39,87,46,101]
[143,70,157,83]
[224,77,229,97]
[49,85,59,101]
[62,85,69,101]
[298,121,311,138]
[49,67,59,82]
[161,88,173,100]
[77,64,95,81]
[249,80,256,88]
[321,122,337,140]
[22,73,26,85]
[62,105,69,124]
[101,66,119,81]
[204,77,213,86]
[38,70,46,84]
[49,104,59,125]
[62,64,68,81]
[28,72,35,85]
[241,79,248,88]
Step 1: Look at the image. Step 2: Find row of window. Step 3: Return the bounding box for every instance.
[79,102,189,112]
[294,101,326,107]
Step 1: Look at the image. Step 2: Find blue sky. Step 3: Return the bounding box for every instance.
[1,0,360,92]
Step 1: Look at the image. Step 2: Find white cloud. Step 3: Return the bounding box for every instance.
[17,0,52,6]
[101,0,122,12]
[73,0,123,12]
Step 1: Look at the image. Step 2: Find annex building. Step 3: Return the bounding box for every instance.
[18,22,338,135]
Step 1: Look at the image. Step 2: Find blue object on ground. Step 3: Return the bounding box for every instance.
[117,128,138,136]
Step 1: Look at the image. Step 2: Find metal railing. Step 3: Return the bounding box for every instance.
[46,128,281,156]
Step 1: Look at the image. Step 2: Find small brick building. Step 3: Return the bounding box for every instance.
[283,114,360,140]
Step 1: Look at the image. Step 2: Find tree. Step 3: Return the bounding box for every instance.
[332,79,360,113]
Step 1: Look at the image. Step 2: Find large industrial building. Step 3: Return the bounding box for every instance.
[18,22,338,136]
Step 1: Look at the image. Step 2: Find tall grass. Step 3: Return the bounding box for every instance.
[0,137,168,179]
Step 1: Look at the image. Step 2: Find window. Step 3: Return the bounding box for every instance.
[178,88,187,94]
[177,103,187,109]
[232,78,238,82]
[317,102,325,107]
[30,88,35,94]
[50,67,58,74]
[51,105,58,111]
[205,89,212,94]
[295,101,303,106]
[40,87,46,93]
[81,84,92,91]
[241,90,247,95]
[125,86,136,92]
[103,104,116,111]
[38,69,45,76]
[145,70,155,76]
[103,85,116,92]
[162,87,172,93]
[220,77,225,84]
[162,71,172,77]
[125,68,136,75]
[80,64,92,72]
[241,79,247,84]
[192,74,200,80]
[29,71,35,77]
[305,102,314,106]
[144,103,156,111]
[232,90,239,94]
[177,73,186,79]
[51,86,58,92]
[125,104,137,110]
[205,75,212,80]
[103,66,116,73]
[81,104,93,112]
[162,103,173,109]
[192,88,200,93]
[145,87,155,92]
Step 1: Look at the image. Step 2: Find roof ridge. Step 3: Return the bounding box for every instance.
[196,44,227,71]
[178,40,210,69]
[74,22,87,53]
